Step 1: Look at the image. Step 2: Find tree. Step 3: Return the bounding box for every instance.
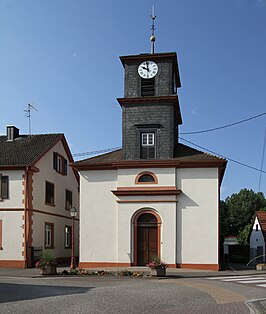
[221,189,266,237]
[237,223,252,245]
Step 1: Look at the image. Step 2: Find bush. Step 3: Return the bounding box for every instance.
[230,255,250,263]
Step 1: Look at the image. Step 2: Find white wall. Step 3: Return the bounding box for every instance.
[33,140,79,215]
[32,213,79,258]
[0,212,24,261]
[79,170,118,263]
[31,140,79,259]
[79,166,220,267]
[176,168,219,265]
[118,168,175,187]
[0,170,24,209]
[250,217,265,260]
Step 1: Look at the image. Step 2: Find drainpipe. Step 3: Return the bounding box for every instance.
[24,166,32,268]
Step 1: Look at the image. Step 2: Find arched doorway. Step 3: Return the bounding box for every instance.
[132,210,161,266]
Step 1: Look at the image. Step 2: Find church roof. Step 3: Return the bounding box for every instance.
[73,143,226,167]
[0,133,68,168]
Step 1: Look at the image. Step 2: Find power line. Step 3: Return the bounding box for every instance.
[73,146,121,157]
[72,138,266,175]
[180,112,266,135]
[258,128,266,191]
[179,136,266,174]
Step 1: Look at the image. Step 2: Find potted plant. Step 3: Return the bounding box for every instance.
[35,253,57,275]
[147,257,168,277]
[256,263,266,271]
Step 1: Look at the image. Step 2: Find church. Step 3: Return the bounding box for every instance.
[73,39,227,270]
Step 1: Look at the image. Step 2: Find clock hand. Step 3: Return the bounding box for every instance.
[142,66,148,71]
[146,62,150,72]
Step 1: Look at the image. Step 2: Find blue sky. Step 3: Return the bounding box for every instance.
[0,0,266,199]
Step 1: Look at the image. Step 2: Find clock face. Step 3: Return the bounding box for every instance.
[138,61,158,79]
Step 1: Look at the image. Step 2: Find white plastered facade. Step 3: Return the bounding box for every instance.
[0,170,24,262]
[0,139,79,267]
[250,216,266,262]
[79,166,219,268]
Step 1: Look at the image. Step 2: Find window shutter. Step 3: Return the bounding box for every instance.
[1,176,8,199]
[63,158,67,175]
[141,145,155,159]
[53,152,57,171]
[141,78,155,96]
[0,173,2,200]
[0,220,2,249]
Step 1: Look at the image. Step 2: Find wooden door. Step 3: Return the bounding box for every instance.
[137,225,158,266]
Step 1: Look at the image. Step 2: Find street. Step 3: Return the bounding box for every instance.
[1,272,266,313]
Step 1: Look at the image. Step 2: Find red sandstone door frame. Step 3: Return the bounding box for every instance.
[132,209,162,266]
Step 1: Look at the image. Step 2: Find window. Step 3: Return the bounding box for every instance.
[65,225,72,248]
[0,174,9,200]
[141,77,155,96]
[256,224,259,231]
[65,190,72,211]
[45,222,54,248]
[45,181,55,205]
[135,172,158,184]
[142,133,154,146]
[53,152,67,175]
[141,132,155,159]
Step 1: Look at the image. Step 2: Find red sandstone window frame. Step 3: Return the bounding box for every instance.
[44,222,54,249]
[135,171,158,184]
[64,225,72,249]
[45,181,55,206]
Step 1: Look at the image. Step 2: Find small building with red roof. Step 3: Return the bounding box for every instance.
[250,211,266,263]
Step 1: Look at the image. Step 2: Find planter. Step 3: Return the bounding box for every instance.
[41,265,57,275]
[150,267,166,277]
[256,264,266,271]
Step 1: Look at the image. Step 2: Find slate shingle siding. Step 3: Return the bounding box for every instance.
[122,102,177,160]
[124,61,174,98]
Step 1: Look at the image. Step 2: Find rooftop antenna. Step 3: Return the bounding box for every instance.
[150,5,156,54]
[24,103,38,135]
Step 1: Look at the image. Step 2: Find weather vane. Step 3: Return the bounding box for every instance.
[150,5,156,54]
[24,103,38,135]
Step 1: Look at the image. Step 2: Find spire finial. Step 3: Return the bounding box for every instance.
[150,5,156,54]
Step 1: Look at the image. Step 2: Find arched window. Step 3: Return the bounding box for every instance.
[135,172,158,184]
[137,213,157,224]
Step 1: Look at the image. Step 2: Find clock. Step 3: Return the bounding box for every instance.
[138,61,158,79]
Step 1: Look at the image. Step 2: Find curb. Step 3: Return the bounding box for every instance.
[246,298,266,314]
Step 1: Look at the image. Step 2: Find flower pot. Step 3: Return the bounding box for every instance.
[150,267,166,277]
[41,265,57,275]
[256,264,266,271]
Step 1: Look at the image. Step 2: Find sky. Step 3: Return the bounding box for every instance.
[0,0,266,200]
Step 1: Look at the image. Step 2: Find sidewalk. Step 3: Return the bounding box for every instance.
[0,265,266,279]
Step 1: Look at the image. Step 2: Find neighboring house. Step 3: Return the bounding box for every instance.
[73,51,227,271]
[250,211,266,263]
[0,126,79,268]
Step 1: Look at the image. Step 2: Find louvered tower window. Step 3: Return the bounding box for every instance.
[141,78,155,96]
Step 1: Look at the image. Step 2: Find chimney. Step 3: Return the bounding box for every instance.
[6,126,20,141]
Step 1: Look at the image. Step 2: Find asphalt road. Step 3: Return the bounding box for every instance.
[0,274,266,313]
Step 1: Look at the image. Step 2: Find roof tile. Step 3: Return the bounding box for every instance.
[0,133,63,167]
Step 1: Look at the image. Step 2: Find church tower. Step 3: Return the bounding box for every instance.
[118,53,182,160]
[74,8,227,272]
